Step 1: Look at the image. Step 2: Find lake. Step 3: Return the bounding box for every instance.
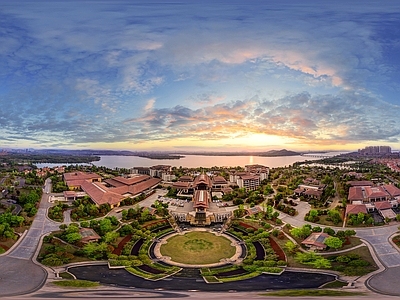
[35,152,346,169]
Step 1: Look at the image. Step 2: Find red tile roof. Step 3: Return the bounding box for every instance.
[112,177,161,196]
[63,191,76,197]
[179,175,193,182]
[304,189,323,198]
[64,171,101,182]
[241,175,259,181]
[383,184,400,197]
[79,228,101,243]
[111,175,151,186]
[375,201,392,210]
[80,181,123,206]
[347,181,373,186]
[346,204,367,216]
[172,181,190,189]
[301,232,330,249]
[193,190,210,209]
[348,187,364,202]
[64,172,102,188]
[193,174,212,187]
[364,186,388,199]
[212,176,228,184]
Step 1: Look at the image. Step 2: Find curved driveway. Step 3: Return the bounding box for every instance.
[0,179,60,297]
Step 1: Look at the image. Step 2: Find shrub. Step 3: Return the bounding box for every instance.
[348,259,370,267]
[336,255,351,263]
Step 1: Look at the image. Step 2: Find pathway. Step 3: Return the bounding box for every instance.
[0,179,60,297]
[63,209,72,224]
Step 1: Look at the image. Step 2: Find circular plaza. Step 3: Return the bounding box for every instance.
[153,228,244,267]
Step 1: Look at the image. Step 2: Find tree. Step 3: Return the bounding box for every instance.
[290,225,311,239]
[99,218,113,235]
[344,229,356,237]
[284,241,298,254]
[313,257,332,269]
[327,209,342,225]
[295,252,331,269]
[323,227,335,236]
[307,209,319,222]
[119,224,134,236]
[65,232,82,244]
[312,226,322,232]
[103,231,119,244]
[65,224,80,234]
[357,212,365,225]
[83,242,110,260]
[324,236,343,249]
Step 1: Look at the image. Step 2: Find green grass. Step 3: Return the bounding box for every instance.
[203,265,240,276]
[203,275,222,283]
[0,246,5,254]
[160,231,236,265]
[59,272,75,279]
[53,280,99,288]
[313,214,344,227]
[323,236,363,252]
[218,271,261,282]
[261,289,365,297]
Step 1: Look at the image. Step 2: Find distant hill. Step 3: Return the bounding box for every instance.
[259,149,300,157]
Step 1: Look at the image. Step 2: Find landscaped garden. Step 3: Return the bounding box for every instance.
[160,231,236,265]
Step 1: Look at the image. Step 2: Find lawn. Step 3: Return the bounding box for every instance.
[53,279,99,288]
[160,231,236,265]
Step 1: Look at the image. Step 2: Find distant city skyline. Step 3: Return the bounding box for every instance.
[1,1,400,151]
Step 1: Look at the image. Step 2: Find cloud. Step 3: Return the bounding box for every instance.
[121,90,400,145]
[144,98,156,111]
[0,1,399,149]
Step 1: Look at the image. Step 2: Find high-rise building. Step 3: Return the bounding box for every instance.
[358,146,392,155]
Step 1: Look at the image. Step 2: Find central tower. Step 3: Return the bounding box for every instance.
[191,174,213,225]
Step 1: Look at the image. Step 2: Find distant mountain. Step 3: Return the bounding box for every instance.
[259,149,300,157]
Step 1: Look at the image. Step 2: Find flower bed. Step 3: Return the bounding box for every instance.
[239,221,257,230]
[112,234,132,255]
[269,237,286,261]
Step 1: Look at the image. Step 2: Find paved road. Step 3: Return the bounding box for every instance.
[63,209,72,224]
[356,226,400,268]
[0,179,59,297]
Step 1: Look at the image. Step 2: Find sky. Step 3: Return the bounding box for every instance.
[1,0,400,152]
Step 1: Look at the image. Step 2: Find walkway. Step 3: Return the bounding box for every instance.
[0,179,60,297]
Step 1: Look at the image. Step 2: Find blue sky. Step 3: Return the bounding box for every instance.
[1,0,400,151]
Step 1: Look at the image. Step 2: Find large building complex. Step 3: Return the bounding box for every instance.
[358,146,392,155]
[63,171,161,208]
[346,183,400,223]
[229,164,269,191]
